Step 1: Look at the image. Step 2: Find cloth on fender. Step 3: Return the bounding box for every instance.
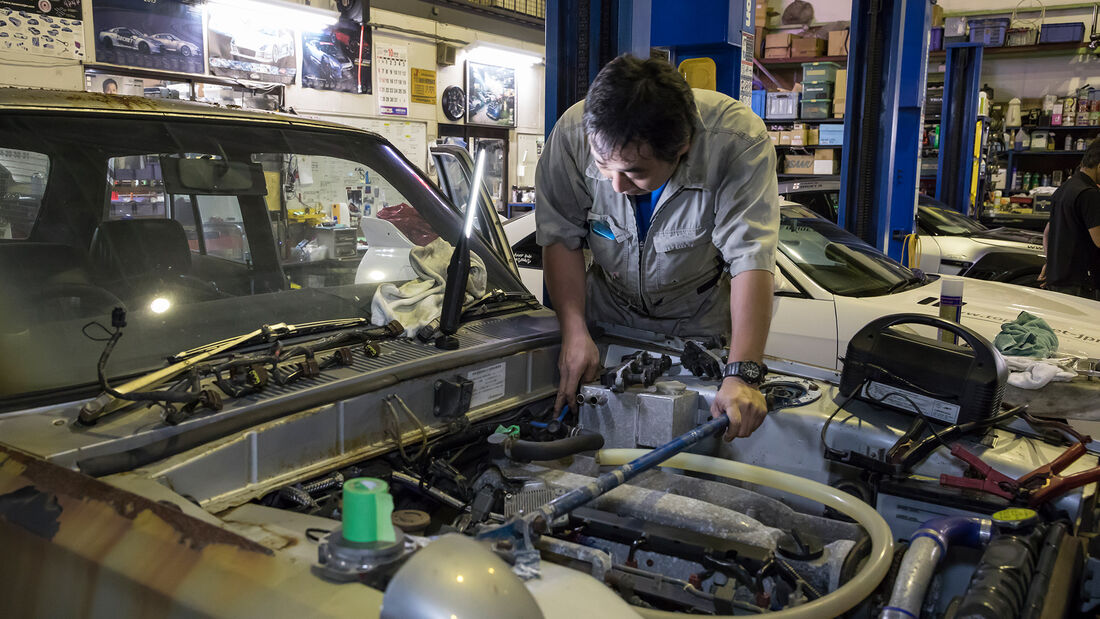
[371,237,486,338]
[1001,354,1079,389]
[993,311,1059,358]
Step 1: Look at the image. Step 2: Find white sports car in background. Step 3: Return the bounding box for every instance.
[778,177,1047,287]
[99,27,162,54]
[501,205,1100,373]
[150,33,200,57]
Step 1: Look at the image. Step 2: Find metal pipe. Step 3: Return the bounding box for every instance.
[880,516,992,619]
[536,536,613,581]
[536,416,728,522]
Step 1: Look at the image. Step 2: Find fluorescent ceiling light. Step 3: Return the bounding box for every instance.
[207,0,338,31]
[465,42,543,67]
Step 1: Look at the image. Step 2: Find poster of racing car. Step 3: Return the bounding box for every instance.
[301,21,371,94]
[207,3,296,84]
[0,0,84,60]
[91,0,201,74]
[466,61,515,127]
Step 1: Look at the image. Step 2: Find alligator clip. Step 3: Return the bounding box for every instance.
[1016,442,1100,506]
[939,444,1018,501]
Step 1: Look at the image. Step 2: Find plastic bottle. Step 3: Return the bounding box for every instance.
[939,279,965,344]
[1014,128,1027,151]
[1006,98,1023,127]
[1077,138,1087,150]
[1066,135,1074,151]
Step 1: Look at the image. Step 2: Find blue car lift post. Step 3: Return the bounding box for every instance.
[936,43,985,215]
[838,0,931,261]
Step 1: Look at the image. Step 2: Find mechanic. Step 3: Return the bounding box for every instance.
[1041,139,1100,300]
[535,54,779,441]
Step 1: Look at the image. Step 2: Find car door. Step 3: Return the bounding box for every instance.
[430,143,519,277]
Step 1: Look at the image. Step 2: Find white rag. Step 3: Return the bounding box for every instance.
[1001,354,1079,390]
[370,237,487,338]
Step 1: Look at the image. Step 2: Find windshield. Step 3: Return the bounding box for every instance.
[0,111,523,403]
[778,211,919,296]
[918,205,987,236]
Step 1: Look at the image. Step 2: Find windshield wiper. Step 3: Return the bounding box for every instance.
[433,150,488,350]
[78,311,403,426]
[884,273,928,295]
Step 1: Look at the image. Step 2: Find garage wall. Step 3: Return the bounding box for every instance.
[0,0,545,200]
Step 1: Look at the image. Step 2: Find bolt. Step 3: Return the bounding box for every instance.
[531,515,548,534]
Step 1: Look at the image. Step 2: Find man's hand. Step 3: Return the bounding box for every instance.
[711,377,768,441]
[556,329,602,413]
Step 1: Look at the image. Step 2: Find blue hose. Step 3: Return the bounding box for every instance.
[911,516,989,552]
[529,404,569,429]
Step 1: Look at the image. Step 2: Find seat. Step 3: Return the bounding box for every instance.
[89,218,226,303]
[0,242,123,326]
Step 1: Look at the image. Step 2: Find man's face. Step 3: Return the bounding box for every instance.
[591,140,687,195]
[104,82,117,94]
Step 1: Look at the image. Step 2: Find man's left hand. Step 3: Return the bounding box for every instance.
[711,377,768,441]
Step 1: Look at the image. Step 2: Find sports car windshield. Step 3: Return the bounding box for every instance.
[919,205,987,236]
[0,110,522,403]
[778,212,920,296]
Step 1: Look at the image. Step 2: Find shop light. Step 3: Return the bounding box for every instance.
[207,0,338,32]
[464,42,543,67]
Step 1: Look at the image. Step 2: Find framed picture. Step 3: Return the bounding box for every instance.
[466,61,516,127]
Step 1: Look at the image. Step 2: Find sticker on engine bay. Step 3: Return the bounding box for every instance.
[862,381,960,424]
[465,362,506,408]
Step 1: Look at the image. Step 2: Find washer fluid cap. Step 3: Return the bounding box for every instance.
[991,507,1038,531]
[343,477,397,543]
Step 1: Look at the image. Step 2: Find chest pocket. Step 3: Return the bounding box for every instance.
[586,212,634,274]
[651,227,717,288]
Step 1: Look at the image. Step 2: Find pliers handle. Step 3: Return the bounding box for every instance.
[939,444,1018,501]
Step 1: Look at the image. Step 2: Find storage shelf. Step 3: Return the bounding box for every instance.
[764,118,846,124]
[1016,125,1100,131]
[929,41,1086,60]
[759,55,848,69]
[775,144,843,149]
[998,150,1085,157]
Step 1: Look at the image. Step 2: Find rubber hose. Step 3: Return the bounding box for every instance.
[598,449,894,619]
[507,431,605,462]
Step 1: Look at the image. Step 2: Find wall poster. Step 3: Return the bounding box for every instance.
[410,68,436,105]
[92,0,202,74]
[376,44,409,116]
[0,0,84,60]
[466,61,515,127]
[207,3,296,84]
[302,21,371,94]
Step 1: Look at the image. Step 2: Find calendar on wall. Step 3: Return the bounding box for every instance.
[376,44,409,116]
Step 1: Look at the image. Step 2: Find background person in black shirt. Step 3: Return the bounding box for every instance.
[1041,140,1100,300]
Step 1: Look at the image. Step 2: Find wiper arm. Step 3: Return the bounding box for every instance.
[78,313,402,425]
[884,275,925,295]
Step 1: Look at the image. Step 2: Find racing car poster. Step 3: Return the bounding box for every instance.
[301,21,371,94]
[466,61,516,127]
[92,0,202,74]
[207,3,296,84]
[0,0,85,60]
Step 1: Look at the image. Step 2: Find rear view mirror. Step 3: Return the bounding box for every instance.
[161,155,267,196]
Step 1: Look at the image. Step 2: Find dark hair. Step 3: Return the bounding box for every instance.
[583,54,696,163]
[102,78,118,93]
[1083,139,1100,168]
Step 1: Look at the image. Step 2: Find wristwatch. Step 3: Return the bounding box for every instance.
[723,361,768,385]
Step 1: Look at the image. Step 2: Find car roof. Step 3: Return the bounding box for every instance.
[0,88,382,138]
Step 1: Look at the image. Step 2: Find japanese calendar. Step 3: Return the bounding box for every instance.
[376,44,409,116]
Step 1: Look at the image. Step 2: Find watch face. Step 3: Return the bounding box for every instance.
[441,86,466,121]
[742,363,761,382]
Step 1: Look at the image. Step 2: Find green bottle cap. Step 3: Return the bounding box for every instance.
[342,477,397,543]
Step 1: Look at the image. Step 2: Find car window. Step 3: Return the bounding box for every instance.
[0,112,524,401]
[783,189,839,221]
[0,147,48,239]
[919,206,986,236]
[778,213,915,296]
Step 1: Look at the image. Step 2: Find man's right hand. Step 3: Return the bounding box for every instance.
[556,329,602,413]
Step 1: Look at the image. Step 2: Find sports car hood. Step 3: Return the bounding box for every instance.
[969,227,1044,247]
[835,275,1100,359]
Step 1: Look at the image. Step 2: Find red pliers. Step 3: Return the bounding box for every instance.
[941,442,1100,507]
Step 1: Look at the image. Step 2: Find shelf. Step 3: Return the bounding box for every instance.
[775,144,843,149]
[1015,125,1100,131]
[758,55,848,69]
[998,150,1085,157]
[929,42,1087,61]
[765,118,846,124]
[777,173,837,179]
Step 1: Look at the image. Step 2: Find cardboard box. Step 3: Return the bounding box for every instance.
[792,37,826,58]
[833,69,848,102]
[808,127,819,146]
[765,47,790,59]
[779,131,792,145]
[828,29,849,56]
[787,125,808,146]
[784,154,814,175]
[813,159,838,175]
[768,130,781,145]
[765,33,794,48]
[814,149,836,161]
[932,4,945,27]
